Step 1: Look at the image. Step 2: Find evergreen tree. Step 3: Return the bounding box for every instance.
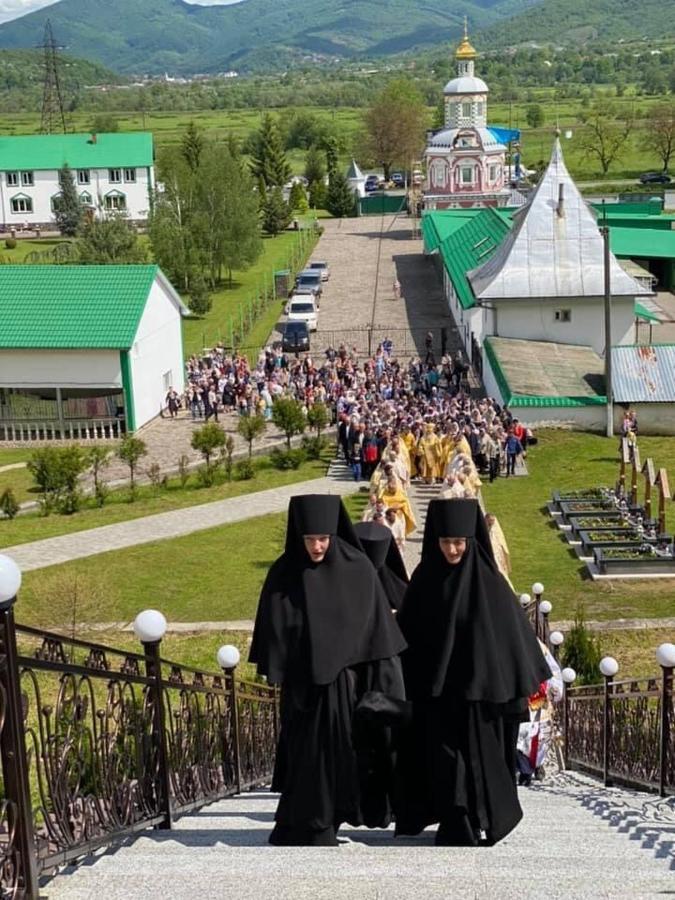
[325,137,339,181]
[308,180,327,210]
[288,181,308,211]
[54,164,83,236]
[326,171,355,218]
[256,173,268,211]
[182,121,205,173]
[304,144,325,185]
[262,187,291,236]
[250,113,291,188]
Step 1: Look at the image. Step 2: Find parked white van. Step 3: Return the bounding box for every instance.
[286,295,318,331]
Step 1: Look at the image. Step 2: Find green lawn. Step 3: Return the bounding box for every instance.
[483,430,675,623]
[0,453,330,548]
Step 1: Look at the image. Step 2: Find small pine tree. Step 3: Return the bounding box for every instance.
[262,187,291,236]
[327,172,355,218]
[189,273,212,316]
[55,163,83,236]
[250,113,291,188]
[325,138,339,181]
[308,180,327,210]
[182,121,205,173]
[288,181,307,211]
[0,487,20,520]
[304,144,325,185]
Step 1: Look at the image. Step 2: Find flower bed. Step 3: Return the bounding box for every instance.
[594,545,675,576]
[550,488,611,511]
[571,517,633,532]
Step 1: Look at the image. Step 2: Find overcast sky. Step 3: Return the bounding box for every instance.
[0,0,244,24]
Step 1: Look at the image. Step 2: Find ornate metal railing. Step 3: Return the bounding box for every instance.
[564,672,674,796]
[0,606,279,899]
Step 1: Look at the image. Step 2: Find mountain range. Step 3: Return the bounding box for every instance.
[0,0,671,75]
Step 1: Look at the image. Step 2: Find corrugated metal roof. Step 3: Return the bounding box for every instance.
[0,265,174,349]
[612,345,675,402]
[0,133,154,171]
[421,209,486,252]
[468,140,647,300]
[610,227,675,260]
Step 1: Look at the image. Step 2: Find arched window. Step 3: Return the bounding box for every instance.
[79,191,93,205]
[51,193,63,213]
[10,193,32,214]
[104,190,126,211]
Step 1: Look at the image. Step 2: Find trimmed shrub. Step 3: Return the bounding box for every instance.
[270,447,306,470]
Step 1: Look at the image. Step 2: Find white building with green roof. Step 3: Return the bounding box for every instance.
[0,132,154,229]
[0,265,187,440]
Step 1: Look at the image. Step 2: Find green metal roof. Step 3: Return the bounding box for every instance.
[0,265,160,349]
[0,133,153,172]
[437,209,512,310]
[422,210,484,252]
[635,301,661,323]
[484,337,607,408]
[610,226,675,260]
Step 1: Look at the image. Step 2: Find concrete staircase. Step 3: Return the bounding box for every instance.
[44,773,675,899]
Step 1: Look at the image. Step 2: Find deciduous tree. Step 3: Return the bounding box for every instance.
[578,106,633,176]
[363,78,427,181]
[526,104,545,129]
[117,435,147,497]
[237,413,267,459]
[271,397,306,449]
[78,214,148,264]
[652,103,675,172]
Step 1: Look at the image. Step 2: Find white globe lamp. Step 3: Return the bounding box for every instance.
[561,667,576,684]
[532,582,544,596]
[550,631,564,647]
[599,656,619,678]
[539,600,553,616]
[217,644,241,670]
[519,593,531,608]
[656,643,675,669]
[0,555,21,606]
[133,609,168,644]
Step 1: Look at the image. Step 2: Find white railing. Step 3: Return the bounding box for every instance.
[0,418,123,442]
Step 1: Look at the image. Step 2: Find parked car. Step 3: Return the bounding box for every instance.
[365,174,379,193]
[639,172,671,184]
[295,270,323,297]
[308,260,330,281]
[391,172,405,188]
[285,295,318,331]
[282,320,310,353]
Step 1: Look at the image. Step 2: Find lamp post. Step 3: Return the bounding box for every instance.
[217,644,242,794]
[550,630,564,663]
[0,555,39,899]
[656,642,675,797]
[532,582,544,640]
[600,201,613,437]
[599,656,619,786]
[133,609,172,829]
[539,599,552,646]
[561,666,576,770]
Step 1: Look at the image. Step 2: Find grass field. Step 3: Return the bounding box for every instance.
[0,95,668,182]
[0,453,330,548]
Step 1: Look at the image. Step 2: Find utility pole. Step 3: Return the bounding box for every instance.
[40,20,67,134]
[601,202,613,437]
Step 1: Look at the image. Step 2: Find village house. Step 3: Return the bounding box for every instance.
[0,132,155,230]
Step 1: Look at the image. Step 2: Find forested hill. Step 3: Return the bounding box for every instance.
[0,0,535,75]
[0,49,121,91]
[483,0,675,47]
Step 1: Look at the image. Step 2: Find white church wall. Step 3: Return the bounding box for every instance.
[494,298,635,354]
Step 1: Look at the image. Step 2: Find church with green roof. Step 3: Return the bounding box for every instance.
[0,265,187,440]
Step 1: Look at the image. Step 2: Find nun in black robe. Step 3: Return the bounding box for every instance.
[394,498,551,846]
[354,521,409,612]
[249,494,407,846]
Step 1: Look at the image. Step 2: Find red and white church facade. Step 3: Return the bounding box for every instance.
[423,29,512,210]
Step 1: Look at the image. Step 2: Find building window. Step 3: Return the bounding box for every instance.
[554,309,572,323]
[489,164,498,182]
[21,171,34,186]
[476,102,484,118]
[461,102,472,118]
[77,169,90,184]
[79,191,93,205]
[461,166,474,185]
[123,168,136,183]
[51,193,63,213]
[108,168,122,183]
[6,171,18,187]
[104,191,126,211]
[10,194,33,214]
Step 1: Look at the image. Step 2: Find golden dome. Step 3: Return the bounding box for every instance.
[455,19,476,59]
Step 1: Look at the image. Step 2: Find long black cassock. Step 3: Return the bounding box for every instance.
[354,521,409,612]
[395,499,551,846]
[249,494,407,846]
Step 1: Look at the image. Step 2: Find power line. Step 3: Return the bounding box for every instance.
[39,19,67,134]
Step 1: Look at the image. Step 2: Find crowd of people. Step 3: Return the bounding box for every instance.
[250,493,561,848]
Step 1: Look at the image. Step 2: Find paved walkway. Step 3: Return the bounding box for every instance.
[1,476,357,572]
[45,772,675,899]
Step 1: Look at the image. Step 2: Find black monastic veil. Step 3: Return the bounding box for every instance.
[249,494,407,846]
[395,498,551,845]
[354,521,409,612]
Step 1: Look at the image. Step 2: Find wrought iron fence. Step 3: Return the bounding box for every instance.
[0,608,279,898]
